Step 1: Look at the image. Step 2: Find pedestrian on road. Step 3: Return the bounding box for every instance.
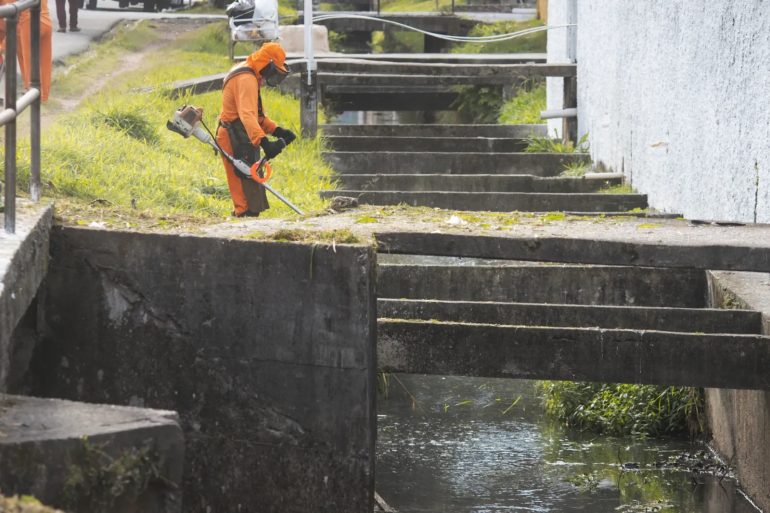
[215,42,295,217]
[0,0,53,102]
[55,0,79,32]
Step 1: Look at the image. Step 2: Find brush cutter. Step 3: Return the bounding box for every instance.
[166,105,304,215]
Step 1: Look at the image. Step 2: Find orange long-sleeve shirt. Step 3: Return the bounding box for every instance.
[219,67,276,146]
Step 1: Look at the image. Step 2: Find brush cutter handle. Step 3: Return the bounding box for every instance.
[250,158,272,184]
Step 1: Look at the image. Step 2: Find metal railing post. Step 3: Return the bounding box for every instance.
[30,0,41,202]
[4,14,18,234]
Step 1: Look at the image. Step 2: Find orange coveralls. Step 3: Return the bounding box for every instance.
[0,0,53,102]
[216,44,285,216]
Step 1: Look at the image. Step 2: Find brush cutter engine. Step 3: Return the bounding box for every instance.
[166,105,214,145]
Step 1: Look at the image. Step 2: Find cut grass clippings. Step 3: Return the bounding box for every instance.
[17,20,336,226]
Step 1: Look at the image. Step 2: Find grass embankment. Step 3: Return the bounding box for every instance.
[19,20,334,228]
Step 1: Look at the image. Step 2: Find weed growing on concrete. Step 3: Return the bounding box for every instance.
[498,83,546,125]
[525,132,589,153]
[63,438,165,512]
[561,161,591,177]
[600,184,634,194]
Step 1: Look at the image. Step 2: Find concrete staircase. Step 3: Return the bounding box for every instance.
[321,124,648,213]
[376,254,768,389]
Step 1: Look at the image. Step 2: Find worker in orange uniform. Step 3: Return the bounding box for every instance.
[0,0,53,103]
[216,42,296,217]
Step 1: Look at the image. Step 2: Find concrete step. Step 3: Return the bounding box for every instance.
[321,190,648,213]
[335,173,622,193]
[377,263,707,307]
[325,136,529,153]
[374,231,770,273]
[378,319,770,389]
[0,394,184,512]
[323,151,589,176]
[321,124,547,138]
[378,299,762,334]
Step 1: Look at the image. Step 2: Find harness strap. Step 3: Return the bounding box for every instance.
[223,65,265,118]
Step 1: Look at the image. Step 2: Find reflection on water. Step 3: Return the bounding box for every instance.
[376,375,759,513]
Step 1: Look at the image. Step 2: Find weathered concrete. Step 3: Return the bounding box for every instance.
[378,263,706,307]
[324,152,588,176]
[288,52,546,63]
[326,136,529,153]
[323,190,647,213]
[375,232,770,273]
[0,202,53,391]
[316,61,576,78]
[0,393,183,513]
[378,320,770,389]
[706,270,770,511]
[297,12,477,34]
[569,2,770,222]
[324,87,458,111]
[379,299,762,334]
[23,227,377,513]
[317,69,571,87]
[321,123,547,138]
[335,174,620,193]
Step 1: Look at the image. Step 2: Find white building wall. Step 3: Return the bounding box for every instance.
[569,2,770,222]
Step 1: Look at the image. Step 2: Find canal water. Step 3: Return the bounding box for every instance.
[376,374,759,513]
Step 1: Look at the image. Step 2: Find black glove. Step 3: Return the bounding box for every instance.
[260,137,286,159]
[272,126,297,146]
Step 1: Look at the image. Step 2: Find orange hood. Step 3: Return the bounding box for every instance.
[246,42,288,77]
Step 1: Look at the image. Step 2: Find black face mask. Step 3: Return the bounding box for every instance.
[262,60,289,86]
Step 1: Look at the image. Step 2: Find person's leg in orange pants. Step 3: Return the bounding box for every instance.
[16,7,53,102]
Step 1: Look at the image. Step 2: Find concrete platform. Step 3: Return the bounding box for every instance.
[378,299,762,334]
[321,124,547,138]
[0,394,184,512]
[322,190,647,213]
[326,136,529,153]
[334,174,621,193]
[378,263,707,307]
[323,151,588,176]
[378,320,770,389]
[375,231,770,273]
[0,202,53,391]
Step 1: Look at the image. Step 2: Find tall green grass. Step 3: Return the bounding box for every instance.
[498,83,545,125]
[19,20,335,222]
[539,381,704,438]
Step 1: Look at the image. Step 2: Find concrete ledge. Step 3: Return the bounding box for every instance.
[326,136,529,153]
[336,174,620,193]
[322,190,647,213]
[321,124,547,138]
[0,394,183,512]
[378,320,770,389]
[377,263,706,307]
[378,299,762,333]
[0,202,53,390]
[323,152,589,176]
[374,232,770,273]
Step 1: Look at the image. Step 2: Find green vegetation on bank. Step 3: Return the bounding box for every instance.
[539,381,705,438]
[20,20,335,225]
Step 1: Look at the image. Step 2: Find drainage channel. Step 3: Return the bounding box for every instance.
[374,254,761,513]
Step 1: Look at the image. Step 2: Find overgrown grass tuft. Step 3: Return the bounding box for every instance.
[539,381,705,438]
[525,132,589,153]
[498,83,545,125]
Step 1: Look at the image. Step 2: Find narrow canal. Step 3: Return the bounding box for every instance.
[376,374,759,513]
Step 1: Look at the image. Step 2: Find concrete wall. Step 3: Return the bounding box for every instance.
[553,2,770,222]
[20,227,377,513]
[706,271,770,512]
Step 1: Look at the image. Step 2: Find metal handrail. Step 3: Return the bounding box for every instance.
[1,0,41,234]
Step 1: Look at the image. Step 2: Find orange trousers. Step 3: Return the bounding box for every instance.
[16,9,53,102]
[215,126,269,216]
